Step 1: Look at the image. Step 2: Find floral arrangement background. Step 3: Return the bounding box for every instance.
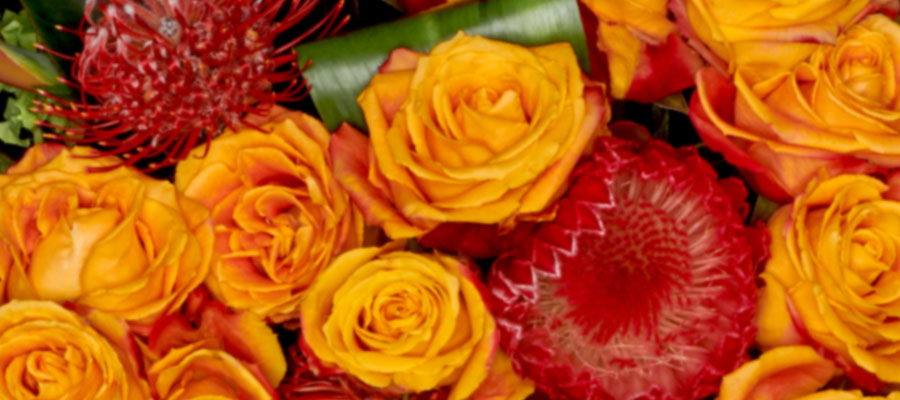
[2,0,900,399]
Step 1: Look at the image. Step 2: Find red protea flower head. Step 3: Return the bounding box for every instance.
[36,0,345,170]
[488,136,768,400]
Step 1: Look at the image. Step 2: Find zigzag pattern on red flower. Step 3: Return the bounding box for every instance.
[488,136,769,400]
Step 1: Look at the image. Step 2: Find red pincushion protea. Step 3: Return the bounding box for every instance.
[36,0,345,170]
[488,136,767,400]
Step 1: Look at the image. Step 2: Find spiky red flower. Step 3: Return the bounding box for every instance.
[488,136,768,400]
[36,0,345,170]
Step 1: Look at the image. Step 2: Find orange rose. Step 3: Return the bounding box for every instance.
[757,174,900,385]
[175,108,363,322]
[300,243,498,399]
[691,14,900,202]
[720,346,900,400]
[0,300,149,399]
[332,32,609,247]
[674,0,898,81]
[719,346,837,400]
[580,0,702,102]
[146,291,286,399]
[0,144,213,324]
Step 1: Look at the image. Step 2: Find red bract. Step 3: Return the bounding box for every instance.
[488,136,767,400]
[37,0,345,171]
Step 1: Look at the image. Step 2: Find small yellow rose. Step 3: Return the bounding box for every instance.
[0,144,213,324]
[758,173,900,383]
[176,107,363,322]
[332,32,609,240]
[300,243,497,400]
[0,300,148,399]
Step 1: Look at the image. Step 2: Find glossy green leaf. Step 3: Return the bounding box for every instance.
[19,0,85,66]
[0,8,64,92]
[0,42,58,90]
[295,0,590,131]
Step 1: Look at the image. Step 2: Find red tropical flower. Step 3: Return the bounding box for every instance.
[488,136,769,400]
[36,0,345,170]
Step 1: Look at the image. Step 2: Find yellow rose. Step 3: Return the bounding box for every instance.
[691,14,900,202]
[0,144,213,324]
[758,173,900,383]
[675,0,896,80]
[300,243,497,400]
[175,107,363,322]
[0,300,148,399]
[332,32,609,240]
[580,0,702,101]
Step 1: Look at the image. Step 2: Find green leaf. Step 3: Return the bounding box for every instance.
[653,93,689,114]
[295,0,590,130]
[0,9,66,93]
[0,153,13,173]
[1,9,39,48]
[0,121,31,147]
[0,42,59,89]
[0,82,71,147]
[750,195,780,224]
[19,0,85,66]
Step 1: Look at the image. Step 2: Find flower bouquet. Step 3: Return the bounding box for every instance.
[1,0,900,399]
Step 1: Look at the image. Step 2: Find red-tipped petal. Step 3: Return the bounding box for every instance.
[625,33,703,103]
[689,68,794,202]
[330,123,421,237]
[379,47,425,73]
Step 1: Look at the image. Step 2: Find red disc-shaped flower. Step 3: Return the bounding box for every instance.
[488,136,766,400]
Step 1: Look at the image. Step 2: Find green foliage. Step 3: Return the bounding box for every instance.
[750,195,780,224]
[0,9,71,148]
[294,0,590,131]
[1,9,38,48]
[19,0,85,66]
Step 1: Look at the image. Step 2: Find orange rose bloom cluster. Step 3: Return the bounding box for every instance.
[33,0,900,393]
[0,141,289,399]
